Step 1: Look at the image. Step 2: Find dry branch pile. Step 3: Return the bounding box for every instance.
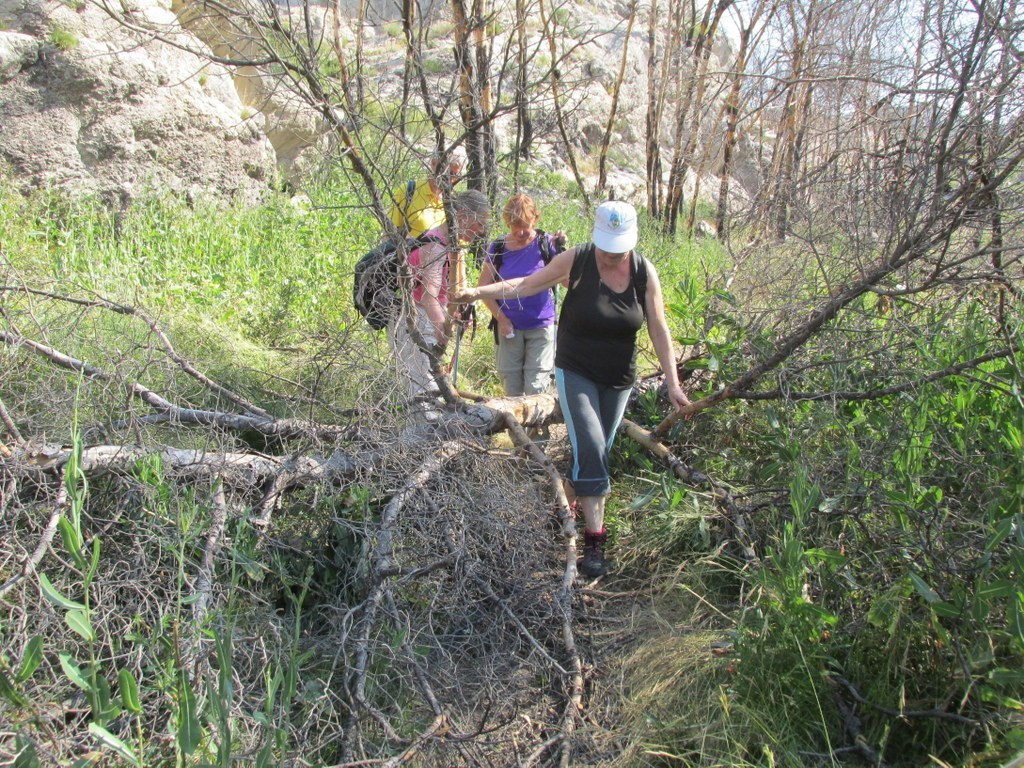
[0,287,661,766]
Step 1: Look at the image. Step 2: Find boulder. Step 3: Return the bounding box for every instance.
[0,0,276,204]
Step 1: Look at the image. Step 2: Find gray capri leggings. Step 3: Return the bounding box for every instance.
[555,367,632,497]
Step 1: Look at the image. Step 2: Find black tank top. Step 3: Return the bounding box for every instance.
[555,244,646,388]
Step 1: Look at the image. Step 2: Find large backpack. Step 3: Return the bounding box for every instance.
[353,232,444,330]
[485,230,562,342]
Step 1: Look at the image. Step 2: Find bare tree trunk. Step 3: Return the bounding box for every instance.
[715,26,747,239]
[663,0,725,233]
[400,0,416,138]
[331,0,357,116]
[451,0,488,193]
[473,0,499,198]
[644,0,661,215]
[513,0,533,164]
[598,0,638,196]
[538,0,591,205]
[355,0,366,109]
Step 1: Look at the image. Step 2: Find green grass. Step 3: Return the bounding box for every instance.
[3,171,1022,767]
[49,26,78,49]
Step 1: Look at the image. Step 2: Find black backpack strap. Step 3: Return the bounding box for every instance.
[536,229,552,264]
[632,252,649,317]
[411,232,445,247]
[488,238,506,276]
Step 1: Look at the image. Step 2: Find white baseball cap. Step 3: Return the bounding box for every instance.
[592,200,638,253]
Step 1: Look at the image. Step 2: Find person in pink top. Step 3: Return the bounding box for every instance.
[389,189,490,399]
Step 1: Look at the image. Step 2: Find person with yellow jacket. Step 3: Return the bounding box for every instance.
[388,147,469,237]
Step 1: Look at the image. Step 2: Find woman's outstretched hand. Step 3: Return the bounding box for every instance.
[450,287,476,304]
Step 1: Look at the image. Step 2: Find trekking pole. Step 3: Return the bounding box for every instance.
[450,242,468,390]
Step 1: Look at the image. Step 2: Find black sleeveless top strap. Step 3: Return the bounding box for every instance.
[555,243,647,388]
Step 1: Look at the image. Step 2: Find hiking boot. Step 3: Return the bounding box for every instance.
[579,528,609,578]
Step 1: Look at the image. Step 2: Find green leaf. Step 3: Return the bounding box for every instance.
[58,652,92,692]
[57,517,85,567]
[909,571,940,604]
[66,609,96,642]
[989,667,1024,685]
[1009,592,1024,645]
[16,637,43,684]
[118,669,142,714]
[89,723,138,764]
[977,579,1015,600]
[255,744,274,768]
[931,600,962,619]
[0,668,28,707]
[86,536,102,583]
[176,672,203,755]
[803,547,847,567]
[13,735,41,768]
[39,572,86,611]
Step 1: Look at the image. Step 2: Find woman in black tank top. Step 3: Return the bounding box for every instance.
[452,201,691,578]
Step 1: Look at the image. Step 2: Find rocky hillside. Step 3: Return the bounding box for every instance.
[0,0,757,207]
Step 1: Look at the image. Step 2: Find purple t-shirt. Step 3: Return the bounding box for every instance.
[486,234,556,330]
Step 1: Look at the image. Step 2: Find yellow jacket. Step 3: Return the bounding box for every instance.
[388,179,446,238]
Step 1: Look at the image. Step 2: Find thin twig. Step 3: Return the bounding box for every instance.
[0,396,24,445]
[0,484,66,598]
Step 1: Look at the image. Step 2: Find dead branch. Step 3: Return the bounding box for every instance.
[498,410,585,764]
[731,347,1015,402]
[0,396,24,446]
[0,287,270,417]
[253,469,295,527]
[654,171,1024,438]
[180,480,230,680]
[1,328,179,412]
[828,675,981,727]
[621,418,758,562]
[469,564,569,675]
[11,443,366,483]
[192,480,229,626]
[484,393,562,431]
[0,483,66,598]
[345,441,464,761]
[1,328,358,442]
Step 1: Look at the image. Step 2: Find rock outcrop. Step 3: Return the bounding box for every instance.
[0,0,277,204]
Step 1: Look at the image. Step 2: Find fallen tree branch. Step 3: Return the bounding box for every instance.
[11,443,367,485]
[0,286,271,417]
[181,480,230,679]
[828,675,981,727]
[731,347,1015,402]
[0,329,359,442]
[344,441,464,762]
[621,418,758,562]
[0,396,24,446]
[0,482,65,598]
[498,410,583,767]
[253,468,295,527]
[653,182,1024,438]
[468,563,569,675]
[192,480,229,626]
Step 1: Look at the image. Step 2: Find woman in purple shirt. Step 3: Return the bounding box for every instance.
[477,194,561,396]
